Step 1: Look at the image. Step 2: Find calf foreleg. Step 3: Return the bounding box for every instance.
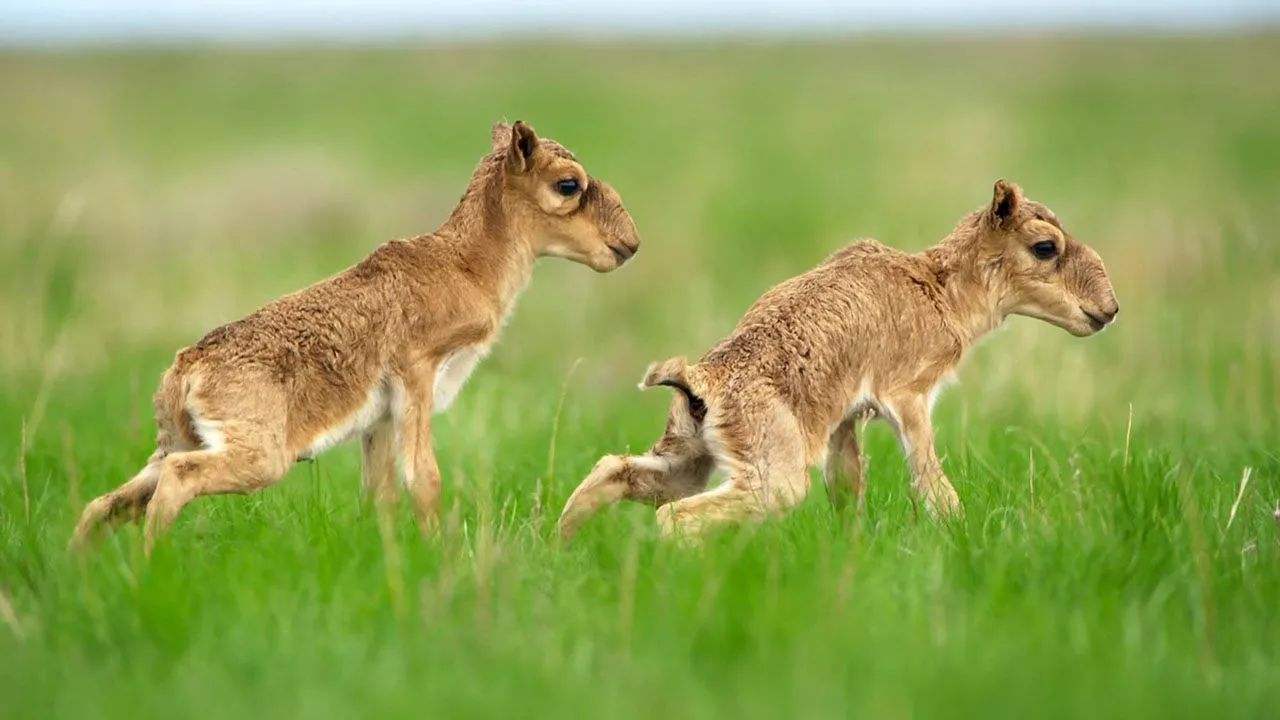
[883,393,962,518]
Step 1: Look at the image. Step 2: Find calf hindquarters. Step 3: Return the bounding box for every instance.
[655,393,810,538]
[557,394,714,540]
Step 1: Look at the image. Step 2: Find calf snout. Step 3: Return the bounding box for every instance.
[609,239,638,264]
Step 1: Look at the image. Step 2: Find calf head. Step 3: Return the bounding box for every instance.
[494,121,640,272]
[981,180,1119,336]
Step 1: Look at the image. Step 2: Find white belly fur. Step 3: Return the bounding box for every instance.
[296,345,487,461]
[831,373,955,441]
[433,344,488,412]
[299,380,392,460]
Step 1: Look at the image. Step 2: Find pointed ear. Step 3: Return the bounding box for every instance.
[505,120,538,174]
[491,122,512,151]
[990,179,1023,226]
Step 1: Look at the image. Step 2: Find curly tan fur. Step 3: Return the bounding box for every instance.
[559,180,1117,540]
[72,121,640,554]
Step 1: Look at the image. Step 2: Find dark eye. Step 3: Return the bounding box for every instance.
[554,178,580,197]
[1031,240,1058,260]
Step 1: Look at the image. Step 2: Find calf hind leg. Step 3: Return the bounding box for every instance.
[558,394,714,540]
[657,406,810,539]
[824,413,869,511]
[558,446,714,540]
[143,441,288,554]
[656,460,809,539]
[70,450,166,550]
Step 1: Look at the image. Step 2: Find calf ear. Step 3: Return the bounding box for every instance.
[990,179,1023,226]
[505,120,539,174]
[491,122,512,151]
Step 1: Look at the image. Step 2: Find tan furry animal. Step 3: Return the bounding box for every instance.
[559,180,1117,540]
[72,121,640,553]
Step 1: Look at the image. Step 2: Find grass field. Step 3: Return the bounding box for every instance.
[2,36,1279,717]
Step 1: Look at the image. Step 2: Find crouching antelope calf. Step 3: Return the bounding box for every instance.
[72,121,640,553]
[559,181,1116,540]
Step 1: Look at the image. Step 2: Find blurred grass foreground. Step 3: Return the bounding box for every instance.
[1,36,1279,718]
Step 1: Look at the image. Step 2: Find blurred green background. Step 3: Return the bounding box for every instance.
[1,37,1278,718]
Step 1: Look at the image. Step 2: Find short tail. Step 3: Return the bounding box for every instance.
[639,356,707,424]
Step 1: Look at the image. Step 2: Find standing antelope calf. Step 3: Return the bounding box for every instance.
[73,121,640,553]
[559,181,1117,540]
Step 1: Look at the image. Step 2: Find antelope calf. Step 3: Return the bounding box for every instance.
[73,121,640,553]
[559,181,1117,540]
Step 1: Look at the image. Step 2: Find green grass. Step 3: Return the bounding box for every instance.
[2,36,1280,718]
